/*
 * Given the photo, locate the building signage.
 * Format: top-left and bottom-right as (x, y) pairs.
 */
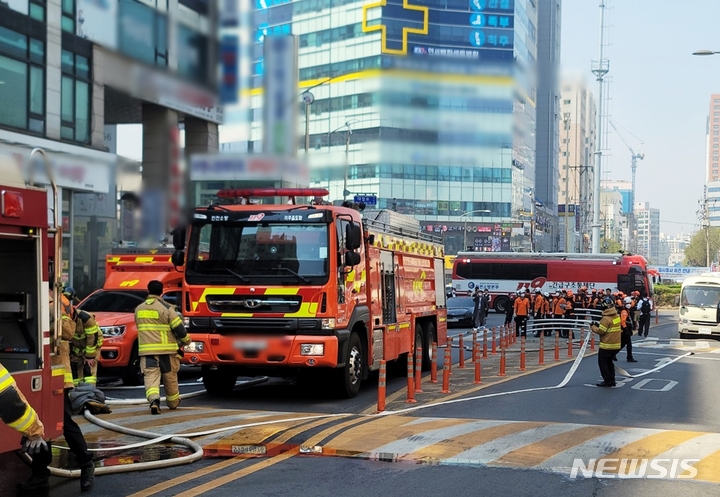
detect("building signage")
(652, 266), (714, 281)
(190, 154), (309, 186)
(262, 35), (298, 156)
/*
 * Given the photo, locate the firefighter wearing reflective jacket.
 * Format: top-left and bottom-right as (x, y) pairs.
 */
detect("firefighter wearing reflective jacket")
(134, 280), (190, 415)
(64, 287), (102, 385)
(590, 298), (622, 387)
(0, 363), (46, 447)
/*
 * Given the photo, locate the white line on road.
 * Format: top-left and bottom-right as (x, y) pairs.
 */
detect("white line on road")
(446, 423), (586, 466)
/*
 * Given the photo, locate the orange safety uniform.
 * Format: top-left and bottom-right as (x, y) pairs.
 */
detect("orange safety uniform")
(533, 294), (546, 314)
(514, 296), (531, 316)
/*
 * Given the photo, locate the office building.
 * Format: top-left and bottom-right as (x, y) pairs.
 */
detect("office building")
(707, 93), (720, 182)
(0, 0), (220, 295)
(558, 73), (596, 250)
(635, 201), (660, 263)
(534, 0), (562, 251)
(239, 0), (540, 254)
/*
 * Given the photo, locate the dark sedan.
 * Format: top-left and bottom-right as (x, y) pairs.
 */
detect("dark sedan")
(446, 297), (475, 327)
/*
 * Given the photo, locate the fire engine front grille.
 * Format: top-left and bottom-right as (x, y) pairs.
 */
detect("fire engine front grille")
(210, 318), (332, 336)
(206, 295), (301, 314)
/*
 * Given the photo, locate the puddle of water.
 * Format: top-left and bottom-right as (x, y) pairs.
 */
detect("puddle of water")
(52, 442), (192, 469)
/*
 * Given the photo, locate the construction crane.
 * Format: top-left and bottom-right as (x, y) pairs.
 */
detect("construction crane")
(609, 120), (644, 253)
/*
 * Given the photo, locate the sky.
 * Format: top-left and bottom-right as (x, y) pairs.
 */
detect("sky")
(118, 0), (720, 236)
(560, 0), (720, 236)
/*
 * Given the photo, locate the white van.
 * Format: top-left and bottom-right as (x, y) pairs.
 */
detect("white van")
(678, 274), (720, 338)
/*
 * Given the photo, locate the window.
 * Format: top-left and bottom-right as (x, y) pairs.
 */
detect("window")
(62, 0), (75, 32)
(119, 0), (168, 66)
(29, 0), (45, 21)
(177, 24), (208, 85)
(0, 27), (44, 133)
(60, 50), (90, 143)
(563, 99), (571, 105)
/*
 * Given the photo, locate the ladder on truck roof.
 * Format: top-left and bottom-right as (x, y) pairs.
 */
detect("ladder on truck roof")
(456, 252), (627, 261)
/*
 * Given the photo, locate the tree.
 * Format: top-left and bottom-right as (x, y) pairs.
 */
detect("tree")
(600, 237), (622, 254)
(684, 228), (720, 267)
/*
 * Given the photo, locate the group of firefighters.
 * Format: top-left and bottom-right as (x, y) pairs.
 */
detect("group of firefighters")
(1, 280), (189, 493)
(498, 287), (653, 340)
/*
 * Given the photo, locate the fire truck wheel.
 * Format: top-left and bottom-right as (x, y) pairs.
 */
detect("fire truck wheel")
(122, 344), (144, 386)
(422, 322), (435, 371)
(202, 366), (238, 396)
(336, 332), (363, 398)
(493, 296), (509, 314)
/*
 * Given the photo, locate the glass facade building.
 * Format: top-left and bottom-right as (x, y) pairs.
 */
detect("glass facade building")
(239, 0), (539, 253)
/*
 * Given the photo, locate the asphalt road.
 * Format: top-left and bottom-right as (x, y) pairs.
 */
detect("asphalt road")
(7, 309), (720, 496)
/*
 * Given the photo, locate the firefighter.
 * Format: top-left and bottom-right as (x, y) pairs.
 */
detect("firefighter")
(0, 362), (50, 492)
(565, 290), (576, 339)
(513, 290), (531, 337)
(532, 289), (545, 337)
(553, 291), (567, 338)
(41, 289), (96, 492)
(64, 287), (102, 385)
(590, 297), (622, 387)
(134, 280), (190, 415)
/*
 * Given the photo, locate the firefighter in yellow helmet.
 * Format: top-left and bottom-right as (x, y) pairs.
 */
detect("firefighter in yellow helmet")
(134, 280), (190, 414)
(590, 297), (622, 387)
(63, 287), (102, 385)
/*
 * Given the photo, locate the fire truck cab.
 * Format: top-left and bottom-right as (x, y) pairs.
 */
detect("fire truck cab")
(173, 188), (447, 398)
(0, 152), (64, 454)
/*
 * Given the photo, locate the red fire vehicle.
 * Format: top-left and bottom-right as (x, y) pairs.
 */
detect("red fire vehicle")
(452, 252), (653, 313)
(0, 151), (64, 454)
(77, 249), (183, 385)
(171, 188), (448, 398)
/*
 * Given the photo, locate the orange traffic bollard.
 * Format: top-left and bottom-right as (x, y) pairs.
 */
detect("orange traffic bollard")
(441, 345), (451, 394)
(458, 334), (466, 369)
(406, 351), (416, 403)
(377, 360), (386, 412)
(483, 328), (488, 358)
(590, 332), (595, 351)
(471, 331), (477, 363)
(554, 331), (560, 362)
(430, 341), (438, 383)
(499, 347), (506, 376)
(567, 331), (573, 358)
(655, 308), (659, 324)
(415, 345), (423, 393)
(491, 327), (497, 355)
(538, 332), (545, 365)
(520, 335), (526, 371)
(448, 336), (453, 375)
(474, 340), (482, 384)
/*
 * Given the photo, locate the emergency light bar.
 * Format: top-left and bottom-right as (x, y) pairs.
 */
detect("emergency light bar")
(217, 188), (329, 198)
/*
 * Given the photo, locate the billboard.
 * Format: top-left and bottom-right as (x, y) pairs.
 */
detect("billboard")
(262, 35), (298, 156)
(363, 0), (514, 63)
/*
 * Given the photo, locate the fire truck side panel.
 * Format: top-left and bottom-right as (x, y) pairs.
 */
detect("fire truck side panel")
(0, 183), (63, 454)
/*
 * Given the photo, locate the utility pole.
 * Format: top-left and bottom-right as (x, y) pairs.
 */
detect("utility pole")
(699, 186), (711, 267)
(563, 113), (571, 252)
(591, 2), (609, 253)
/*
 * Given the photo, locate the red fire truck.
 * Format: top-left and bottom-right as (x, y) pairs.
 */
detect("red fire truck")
(171, 188), (448, 398)
(452, 252), (654, 313)
(0, 151), (64, 454)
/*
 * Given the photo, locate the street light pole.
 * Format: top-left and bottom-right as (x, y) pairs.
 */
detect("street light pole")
(455, 209), (491, 251)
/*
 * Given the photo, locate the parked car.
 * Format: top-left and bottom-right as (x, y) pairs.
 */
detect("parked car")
(446, 297), (475, 327)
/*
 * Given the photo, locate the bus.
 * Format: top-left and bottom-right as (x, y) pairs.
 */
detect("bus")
(452, 252), (653, 313)
(678, 274), (720, 338)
